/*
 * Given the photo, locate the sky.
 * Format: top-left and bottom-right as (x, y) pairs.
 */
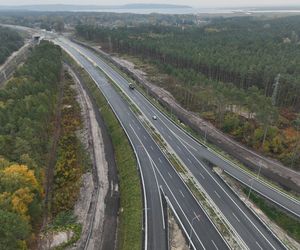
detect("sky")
(0, 0), (299, 8)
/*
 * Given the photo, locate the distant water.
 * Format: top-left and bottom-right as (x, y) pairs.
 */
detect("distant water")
(74, 7), (300, 15)
(74, 8), (232, 14)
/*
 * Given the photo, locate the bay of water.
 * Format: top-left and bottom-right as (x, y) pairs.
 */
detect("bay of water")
(74, 7), (300, 15)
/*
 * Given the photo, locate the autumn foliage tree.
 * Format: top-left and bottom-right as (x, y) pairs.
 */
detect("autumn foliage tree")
(0, 41), (62, 248)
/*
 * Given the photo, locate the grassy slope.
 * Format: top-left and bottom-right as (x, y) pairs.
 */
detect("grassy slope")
(64, 53), (142, 250)
(245, 189), (300, 242)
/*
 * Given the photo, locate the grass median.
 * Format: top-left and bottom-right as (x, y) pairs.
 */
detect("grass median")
(245, 188), (300, 242)
(64, 53), (142, 250)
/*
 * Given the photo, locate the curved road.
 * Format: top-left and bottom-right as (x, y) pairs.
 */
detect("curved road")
(56, 38), (230, 250)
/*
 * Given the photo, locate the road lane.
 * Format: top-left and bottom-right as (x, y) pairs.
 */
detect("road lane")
(59, 39), (291, 249)
(56, 38), (229, 250)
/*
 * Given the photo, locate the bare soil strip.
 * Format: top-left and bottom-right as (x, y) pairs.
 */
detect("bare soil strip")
(67, 65), (119, 250)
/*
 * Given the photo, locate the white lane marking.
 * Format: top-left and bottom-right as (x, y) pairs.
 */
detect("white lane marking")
(130, 112), (206, 249)
(256, 241), (263, 250)
(151, 146), (154, 151)
(159, 158), (162, 163)
(211, 240), (219, 250)
(130, 124), (165, 230)
(199, 173), (205, 179)
(143, 135), (147, 140)
(137, 126), (141, 130)
(172, 133), (277, 249)
(187, 158), (192, 164)
(194, 212), (200, 221)
(177, 146), (182, 152)
(127, 112), (130, 116)
(232, 213), (240, 223)
(168, 172), (173, 179)
(180, 189), (185, 198)
(168, 135), (172, 140)
(214, 191), (221, 199)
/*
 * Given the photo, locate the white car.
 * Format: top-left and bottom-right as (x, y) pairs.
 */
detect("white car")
(152, 115), (158, 120)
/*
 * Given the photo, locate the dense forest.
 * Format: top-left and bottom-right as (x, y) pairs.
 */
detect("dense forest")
(76, 16), (300, 169)
(0, 26), (24, 65)
(76, 16), (300, 109)
(0, 11), (200, 32)
(0, 41), (62, 249)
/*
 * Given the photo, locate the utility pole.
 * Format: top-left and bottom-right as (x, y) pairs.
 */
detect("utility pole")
(247, 161), (262, 203)
(272, 73), (280, 106)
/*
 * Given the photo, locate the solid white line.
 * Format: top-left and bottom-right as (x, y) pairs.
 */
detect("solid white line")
(256, 241), (263, 250)
(131, 127), (205, 247)
(63, 39), (229, 249)
(173, 133), (277, 249)
(211, 240), (219, 250)
(150, 155), (206, 249)
(232, 213), (240, 223)
(214, 191), (221, 199)
(166, 196), (197, 250)
(67, 41), (211, 249)
(130, 125), (165, 230)
(180, 190), (185, 198)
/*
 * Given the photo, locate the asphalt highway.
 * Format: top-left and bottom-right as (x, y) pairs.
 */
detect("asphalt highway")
(66, 39), (300, 220)
(56, 38), (230, 250)
(6, 24), (299, 250)
(56, 38), (297, 250)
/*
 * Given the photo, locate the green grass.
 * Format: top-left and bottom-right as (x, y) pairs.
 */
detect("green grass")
(46, 211), (82, 250)
(64, 53), (142, 250)
(244, 188), (300, 242)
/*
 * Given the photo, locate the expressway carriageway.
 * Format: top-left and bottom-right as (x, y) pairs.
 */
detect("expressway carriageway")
(57, 37), (295, 250)
(55, 38), (230, 250)
(66, 40), (300, 220)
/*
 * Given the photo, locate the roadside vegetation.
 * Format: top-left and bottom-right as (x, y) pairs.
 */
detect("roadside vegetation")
(0, 41), (62, 249)
(245, 188), (300, 242)
(52, 71), (87, 215)
(43, 70), (89, 248)
(64, 53), (143, 250)
(0, 26), (24, 65)
(76, 16), (300, 170)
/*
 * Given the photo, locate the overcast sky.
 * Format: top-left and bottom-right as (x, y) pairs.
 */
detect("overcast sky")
(0, 0), (299, 8)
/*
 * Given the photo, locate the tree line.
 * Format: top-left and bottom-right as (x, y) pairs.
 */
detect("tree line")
(76, 16), (300, 110)
(0, 41), (62, 249)
(0, 27), (24, 65)
(76, 16), (300, 169)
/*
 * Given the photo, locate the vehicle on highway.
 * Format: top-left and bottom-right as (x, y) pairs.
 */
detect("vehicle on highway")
(152, 115), (157, 120)
(129, 82), (135, 90)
